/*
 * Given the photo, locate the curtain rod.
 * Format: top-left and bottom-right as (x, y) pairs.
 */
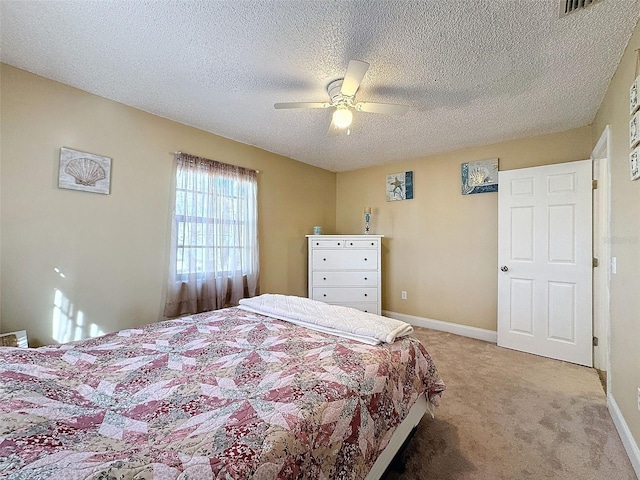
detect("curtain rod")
(172, 151), (260, 173)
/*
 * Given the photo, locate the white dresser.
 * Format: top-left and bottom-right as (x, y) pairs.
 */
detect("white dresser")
(306, 235), (384, 315)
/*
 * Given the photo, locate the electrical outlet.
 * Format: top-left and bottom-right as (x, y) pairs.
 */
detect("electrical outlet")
(637, 388), (640, 412)
(401, 291), (407, 300)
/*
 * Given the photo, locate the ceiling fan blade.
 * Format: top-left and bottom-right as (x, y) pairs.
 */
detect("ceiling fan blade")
(355, 102), (409, 116)
(274, 102), (331, 109)
(341, 60), (369, 97)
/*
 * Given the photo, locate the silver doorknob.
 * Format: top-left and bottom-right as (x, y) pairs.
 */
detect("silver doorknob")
(500, 266), (509, 272)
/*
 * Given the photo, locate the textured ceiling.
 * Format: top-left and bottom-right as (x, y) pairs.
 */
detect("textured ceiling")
(1, 1), (639, 172)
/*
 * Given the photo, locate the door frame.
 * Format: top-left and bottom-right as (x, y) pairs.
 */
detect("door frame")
(592, 125), (611, 391)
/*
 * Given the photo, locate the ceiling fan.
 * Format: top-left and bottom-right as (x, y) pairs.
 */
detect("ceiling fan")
(274, 60), (409, 135)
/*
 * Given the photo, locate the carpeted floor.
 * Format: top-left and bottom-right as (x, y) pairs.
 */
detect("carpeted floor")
(382, 327), (636, 480)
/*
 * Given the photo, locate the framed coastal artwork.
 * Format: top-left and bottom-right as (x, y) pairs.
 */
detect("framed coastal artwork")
(630, 147), (640, 181)
(461, 158), (498, 195)
(386, 171), (413, 201)
(631, 75), (640, 115)
(59, 147), (112, 195)
(630, 112), (640, 149)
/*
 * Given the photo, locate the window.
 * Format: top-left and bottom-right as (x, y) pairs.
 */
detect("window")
(164, 153), (259, 317)
(174, 173), (254, 279)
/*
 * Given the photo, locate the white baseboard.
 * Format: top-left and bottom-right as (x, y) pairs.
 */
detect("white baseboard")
(382, 310), (497, 343)
(608, 393), (640, 478)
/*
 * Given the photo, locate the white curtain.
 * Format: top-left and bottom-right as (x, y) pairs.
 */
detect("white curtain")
(164, 153), (259, 317)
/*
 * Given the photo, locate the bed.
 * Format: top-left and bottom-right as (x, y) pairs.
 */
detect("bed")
(0, 295), (445, 479)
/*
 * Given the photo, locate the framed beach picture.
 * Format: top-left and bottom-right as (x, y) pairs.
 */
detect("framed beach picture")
(386, 171), (413, 201)
(630, 147), (640, 181)
(631, 75), (640, 115)
(631, 112), (640, 149)
(59, 147), (112, 195)
(461, 158), (498, 195)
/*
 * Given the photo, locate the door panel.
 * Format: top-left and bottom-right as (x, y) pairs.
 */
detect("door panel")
(547, 281), (575, 341)
(510, 278), (534, 335)
(498, 160), (592, 366)
(511, 207), (534, 261)
(548, 204), (575, 263)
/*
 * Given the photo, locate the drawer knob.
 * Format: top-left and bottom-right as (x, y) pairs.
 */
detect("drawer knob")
(323, 258), (326, 261)
(337, 242), (341, 246)
(371, 242), (374, 246)
(350, 242), (353, 245)
(364, 258), (368, 261)
(316, 242), (319, 246)
(364, 277), (368, 280)
(323, 277), (327, 280)
(323, 294), (327, 297)
(364, 293), (368, 297)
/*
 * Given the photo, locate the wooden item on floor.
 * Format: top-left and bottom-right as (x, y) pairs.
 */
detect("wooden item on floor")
(0, 334), (18, 347)
(0, 330), (28, 348)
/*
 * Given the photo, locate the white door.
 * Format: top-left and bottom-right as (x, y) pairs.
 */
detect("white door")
(497, 160), (592, 366)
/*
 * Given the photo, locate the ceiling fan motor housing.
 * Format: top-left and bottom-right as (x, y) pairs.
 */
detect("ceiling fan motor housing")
(327, 79), (354, 107)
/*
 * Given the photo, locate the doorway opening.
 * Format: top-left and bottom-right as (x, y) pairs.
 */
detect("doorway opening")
(592, 126), (611, 394)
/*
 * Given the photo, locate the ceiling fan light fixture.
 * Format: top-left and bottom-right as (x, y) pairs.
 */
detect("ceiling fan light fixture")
(274, 60), (408, 136)
(333, 107), (353, 129)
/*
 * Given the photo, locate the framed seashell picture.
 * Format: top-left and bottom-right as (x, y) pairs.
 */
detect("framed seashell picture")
(59, 147), (112, 194)
(461, 158), (498, 195)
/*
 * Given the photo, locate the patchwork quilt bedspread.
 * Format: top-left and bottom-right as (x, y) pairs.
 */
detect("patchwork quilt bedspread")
(0, 307), (445, 479)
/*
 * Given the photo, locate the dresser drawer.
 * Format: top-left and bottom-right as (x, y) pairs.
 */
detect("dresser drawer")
(312, 287), (378, 303)
(310, 239), (346, 248)
(338, 302), (379, 314)
(312, 271), (378, 286)
(344, 239), (379, 249)
(312, 249), (378, 270)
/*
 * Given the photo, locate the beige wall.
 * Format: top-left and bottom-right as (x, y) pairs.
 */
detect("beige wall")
(593, 20), (640, 451)
(336, 128), (592, 331)
(0, 64), (336, 345)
